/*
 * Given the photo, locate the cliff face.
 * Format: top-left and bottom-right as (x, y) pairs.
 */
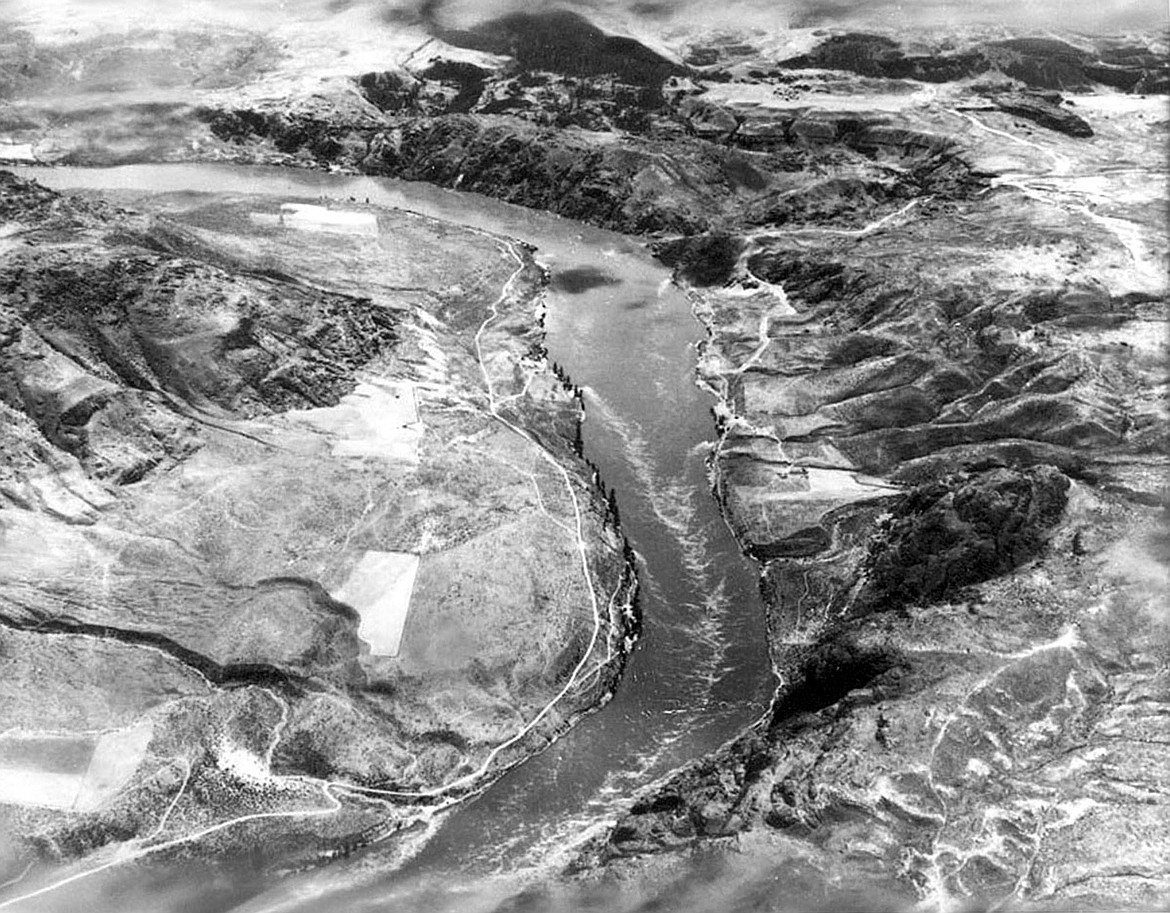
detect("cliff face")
(0, 171), (635, 884)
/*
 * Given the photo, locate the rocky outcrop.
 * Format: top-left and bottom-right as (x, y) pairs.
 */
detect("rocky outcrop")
(988, 91), (1094, 137)
(198, 79), (387, 164)
(857, 466), (1070, 611)
(652, 233), (744, 287)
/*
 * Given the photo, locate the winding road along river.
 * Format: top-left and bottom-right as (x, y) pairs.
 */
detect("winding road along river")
(14, 164), (777, 911)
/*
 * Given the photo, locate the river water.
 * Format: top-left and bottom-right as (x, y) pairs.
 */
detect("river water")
(13, 164), (776, 911)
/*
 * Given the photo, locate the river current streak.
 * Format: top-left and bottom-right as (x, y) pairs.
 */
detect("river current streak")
(11, 164), (778, 911)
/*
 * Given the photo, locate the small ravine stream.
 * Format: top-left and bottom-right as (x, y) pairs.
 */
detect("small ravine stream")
(14, 164), (777, 911)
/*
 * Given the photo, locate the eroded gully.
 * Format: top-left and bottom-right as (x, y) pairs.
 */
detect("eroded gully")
(13, 164), (778, 911)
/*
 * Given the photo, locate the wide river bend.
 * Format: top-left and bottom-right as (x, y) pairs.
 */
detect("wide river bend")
(13, 164), (776, 912)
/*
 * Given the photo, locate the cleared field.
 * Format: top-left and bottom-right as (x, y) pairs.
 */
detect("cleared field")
(0, 722), (152, 811)
(289, 380), (423, 463)
(332, 550), (420, 657)
(250, 204), (379, 236)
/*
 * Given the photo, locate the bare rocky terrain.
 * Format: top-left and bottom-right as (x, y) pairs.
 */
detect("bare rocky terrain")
(1, 2), (1167, 911)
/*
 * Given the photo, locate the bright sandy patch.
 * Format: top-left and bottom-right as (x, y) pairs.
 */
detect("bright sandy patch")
(288, 379), (422, 463)
(333, 551), (420, 657)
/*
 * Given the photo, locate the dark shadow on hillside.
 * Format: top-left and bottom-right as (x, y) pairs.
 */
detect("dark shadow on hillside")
(432, 9), (684, 85)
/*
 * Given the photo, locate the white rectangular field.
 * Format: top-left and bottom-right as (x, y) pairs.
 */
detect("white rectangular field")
(0, 721), (152, 811)
(0, 141), (36, 162)
(249, 203), (379, 236)
(333, 551), (420, 657)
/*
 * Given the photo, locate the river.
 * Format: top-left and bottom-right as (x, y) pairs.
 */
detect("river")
(12, 164), (776, 912)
